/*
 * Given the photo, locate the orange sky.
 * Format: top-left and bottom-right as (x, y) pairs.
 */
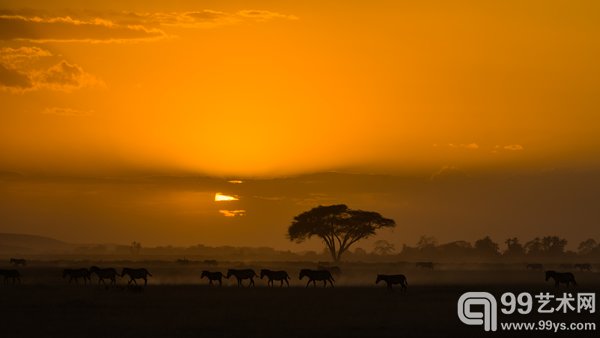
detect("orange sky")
(1, 1), (599, 249)
(1, 0), (599, 177)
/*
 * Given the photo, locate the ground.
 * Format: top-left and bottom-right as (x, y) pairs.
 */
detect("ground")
(1, 262), (598, 337)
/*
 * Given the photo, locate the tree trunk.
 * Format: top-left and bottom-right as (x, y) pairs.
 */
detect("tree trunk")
(335, 248), (344, 262)
(327, 244), (338, 263)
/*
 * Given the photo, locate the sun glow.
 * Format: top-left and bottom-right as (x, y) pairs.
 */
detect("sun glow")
(214, 193), (239, 202)
(219, 209), (246, 217)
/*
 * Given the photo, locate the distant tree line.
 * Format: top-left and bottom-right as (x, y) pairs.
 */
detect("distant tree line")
(63, 236), (598, 263)
(393, 235), (600, 262)
(7, 234), (599, 263)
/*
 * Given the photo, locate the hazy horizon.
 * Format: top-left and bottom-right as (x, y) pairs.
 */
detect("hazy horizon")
(2, 170), (599, 252)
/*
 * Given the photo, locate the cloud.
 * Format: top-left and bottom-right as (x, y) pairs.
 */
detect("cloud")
(0, 8), (296, 91)
(252, 195), (285, 201)
(0, 46), (52, 65)
(0, 47), (102, 93)
(448, 143), (479, 150)
(236, 10), (299, 22)
(491, 144), (525, 153)
(138, 11), (239, 28)
(0, 14), (166, 43)
(0, 9), (297, 43)
(34, 60), (103, 92)
(436, 143), (525, 154)
(430, 165), (469, 181)
(503, 144), (524, 151)
(42, 107), (93, 117)
(124, 9), (297, 29)
(0, 63), (31, 90)
(219, 209), (246, 217)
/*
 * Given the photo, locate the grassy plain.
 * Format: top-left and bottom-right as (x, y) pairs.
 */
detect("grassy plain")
(1, 261), (598, 337)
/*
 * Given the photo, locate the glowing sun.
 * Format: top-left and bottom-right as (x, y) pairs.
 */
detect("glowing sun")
(214, 193), (239, 202)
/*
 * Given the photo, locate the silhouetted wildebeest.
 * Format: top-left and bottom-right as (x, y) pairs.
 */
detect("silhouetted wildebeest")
(545, 270), (577, 288)
(299, 269), (335, 288)
(9, 258), (26, 266)
(176, 258), (191, 265)
(415, 262), (434, 269)
(121, 268), (152, 286)
(89, 266), (118, 285)
(575, 263), (592, 271)
(0, 269), (21, 284)
(226, 269), (258, 287)
(201, 271), (223, 286)
(526, 263), (544, 270)
(260, 269), (290, 287)
(63, 268), (91, 284)
(376, 274), (408, 291)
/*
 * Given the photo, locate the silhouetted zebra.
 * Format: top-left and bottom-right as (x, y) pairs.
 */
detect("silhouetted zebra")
(317, 265), (342, 277)
(575, 263), (592, 271)
(545, 270), (577, 288)
(201, 271), (223, 286)
(526, 263), (543, 270)
(376, 274), (407, 291)
(226, 269), (257, 287)
(260, 269), (290, 287)
(63, 268), (91, 284)
(121, 268), (152, 286)
(89, 266), (118, 285)
(10, 258), (26, 266)
(299, 269), (334, 288)
(0, 269), (21, 284)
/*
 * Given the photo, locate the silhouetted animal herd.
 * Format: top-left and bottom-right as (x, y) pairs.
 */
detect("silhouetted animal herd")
(0, 269), (21, 284)
(61, 266), (153, 286)
(201, 268), (332, 288)
(1, 258), (595, 290)
(10, 258), (26, 266)
(1, 264), (152, 287)
(545, 270), (577, 287)
(527, 263), (592, 271)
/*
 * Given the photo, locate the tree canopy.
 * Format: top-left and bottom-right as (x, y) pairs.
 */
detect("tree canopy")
(287, 204), (396, 262)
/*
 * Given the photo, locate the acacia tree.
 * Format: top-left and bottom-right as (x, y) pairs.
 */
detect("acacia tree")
(287, 204), (395, 262)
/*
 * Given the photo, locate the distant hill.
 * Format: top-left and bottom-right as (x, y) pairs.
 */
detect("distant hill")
(0, 171), (24, 181)
(0, 233), (315, 261)
(0, 233), (74, 254)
